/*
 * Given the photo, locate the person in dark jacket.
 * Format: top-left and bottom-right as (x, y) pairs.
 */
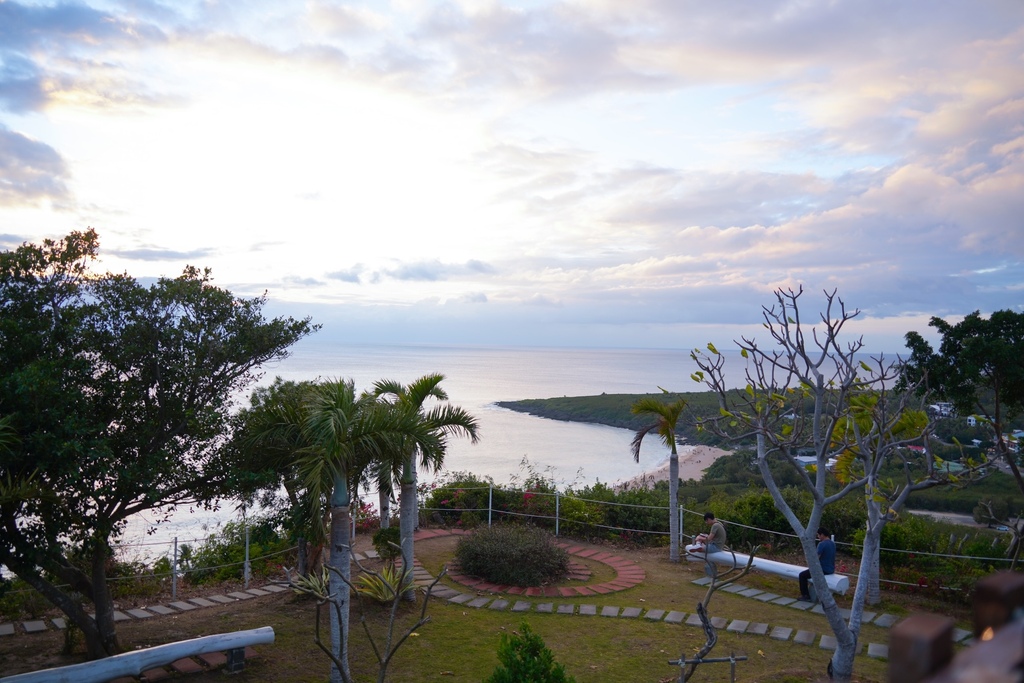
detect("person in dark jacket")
(799, 527), (835, 601)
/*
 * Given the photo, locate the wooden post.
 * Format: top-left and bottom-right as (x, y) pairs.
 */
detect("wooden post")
(972, 570), (1024, 638)
(888, 613), (953, 683)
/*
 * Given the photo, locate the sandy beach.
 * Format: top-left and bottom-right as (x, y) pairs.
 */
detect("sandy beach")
(613, 445), (732, 490)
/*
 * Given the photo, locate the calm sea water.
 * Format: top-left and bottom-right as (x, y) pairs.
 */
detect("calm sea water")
(119, 342), (740, 557)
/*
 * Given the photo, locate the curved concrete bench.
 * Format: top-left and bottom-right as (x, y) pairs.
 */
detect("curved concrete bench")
(684, 544), (850, 594)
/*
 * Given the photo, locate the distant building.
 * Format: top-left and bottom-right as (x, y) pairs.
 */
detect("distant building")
(929, 402), (955, 417)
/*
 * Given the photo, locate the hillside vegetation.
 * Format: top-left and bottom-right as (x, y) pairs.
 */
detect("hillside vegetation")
(496, 391), (730, 447)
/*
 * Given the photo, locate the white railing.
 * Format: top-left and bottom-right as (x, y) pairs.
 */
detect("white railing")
(0, 626), (275, 683)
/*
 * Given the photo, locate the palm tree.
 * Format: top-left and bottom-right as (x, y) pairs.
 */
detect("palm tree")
(631, 395), (688, 562)
(295, 379), (443, 683)
(373, 374), (480, 597)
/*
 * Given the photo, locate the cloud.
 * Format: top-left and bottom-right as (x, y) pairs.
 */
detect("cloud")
(380, 259), (497, 282)
(326, 266), (363, 284)
(106, 245), (215, 261)
(0, 1), (168, 112)
(0, 126), (69, 205)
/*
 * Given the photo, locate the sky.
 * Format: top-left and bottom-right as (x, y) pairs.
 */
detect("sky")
(1, 0), (1022, 353)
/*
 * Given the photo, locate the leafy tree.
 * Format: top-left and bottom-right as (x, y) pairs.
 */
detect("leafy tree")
(904, 310), (1024, 562)
(372, 374), (479, 598)
(630, 394), (688, 562)
(0, 231), (315, 659)
(691, 288), (939, 682)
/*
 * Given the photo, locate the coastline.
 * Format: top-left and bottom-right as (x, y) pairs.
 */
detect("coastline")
(613, 445), (731, 490)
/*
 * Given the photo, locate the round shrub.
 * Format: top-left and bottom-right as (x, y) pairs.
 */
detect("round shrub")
(455, 524), (570, 587)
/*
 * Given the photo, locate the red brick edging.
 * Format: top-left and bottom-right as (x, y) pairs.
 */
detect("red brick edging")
(412, 528), (645, 597)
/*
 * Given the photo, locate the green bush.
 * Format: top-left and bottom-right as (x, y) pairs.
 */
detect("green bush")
(455, 525), (569, 587)
(484, 622), (576, 683)
(0, 578), (52, 620)
(372, 526), (402, 562)
(185, 516), (293, 584)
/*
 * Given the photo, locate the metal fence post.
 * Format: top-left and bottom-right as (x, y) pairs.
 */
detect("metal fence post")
(172, 536), (178, 600)
(244, 524), (251, 589)
(488, 484), (493, 528)
(555, 491), (560, 537)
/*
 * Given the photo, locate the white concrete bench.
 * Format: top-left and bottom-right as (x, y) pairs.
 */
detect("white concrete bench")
(0, 626), (275, 683)
(684, 544), (849, 594)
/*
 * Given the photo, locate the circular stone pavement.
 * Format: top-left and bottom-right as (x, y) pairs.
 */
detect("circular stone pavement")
(414, 528), (646, 597)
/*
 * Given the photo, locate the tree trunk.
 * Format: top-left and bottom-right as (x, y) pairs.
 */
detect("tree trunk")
(668, 447), (679, 562)
(298, 537), (308, 576)
(329, 476), (351, 683)
(10, 559), (110, 659)
(90, 549), (121, 657)
(399, 456), (416, 600)
(379, 487), (390, 530)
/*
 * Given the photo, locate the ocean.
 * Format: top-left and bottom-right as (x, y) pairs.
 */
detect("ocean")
(118, 341), (739, 557)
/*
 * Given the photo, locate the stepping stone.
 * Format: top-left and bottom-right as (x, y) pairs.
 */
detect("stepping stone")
(245, 588), (270, 597)
(839, 607), (852, 619)
(448, 594), (472, 604)
(726, 620), (749, 634)
(789, 600), (814, 611)
(113, 611), (131, 622)
(127, 609), (154, 619)
(711, 616), (728, 629)
(512, 601), (531, 613)
(170, 658), (204, 674)
(168, 601), (198, 611)
(739, 588), (764, 598)
(721, 584), (748, 594)
(142, 667), (171, 680)
(644, 609), (666, 621)
(749, 622), (769, 636)
(793, 630), (816, 645)
(772, 597), (796, 606)
(147, 605), (176, 615)
(621, 607), (642, 618)
(811, 605), (825, 615)
(859, 611), (876, 624)
(227, 591), (255, 600)
(198, 652), (227, 668)
(867, 643), (889, 659)
(51, 618), (66, 630)
(207, 595), (235, 604)
(364, 549), (379, 559)
(601, 606), (619, 617)
(489, 599), (509, 611)
(579, 605), (598, 616)
(692, 577), (713, 586)
(873, 614), (898, 628)
(467, 597), (490, 608)
(262, 584), (288, 593)
(665, 611), (686, 624)
(428, 587), (460, 599)
(770, 626), (793, 641)
(556, 604), (575, 615)
(537, 603), (554, 613)
(188, 597), (217, 608)
(953, 628), (972, 642)
(22, 620), (47, 633)
(819, 635), (838, 650)
(754, 593), (780, 602)
(685, 614), (703, 627)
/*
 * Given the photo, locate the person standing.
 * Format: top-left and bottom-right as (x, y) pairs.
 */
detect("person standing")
(799, 527), (836, 601)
